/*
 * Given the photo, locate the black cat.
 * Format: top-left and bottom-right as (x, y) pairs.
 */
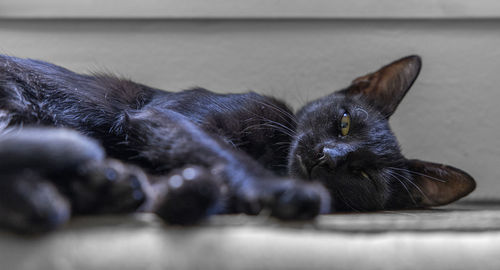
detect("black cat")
(0, 54), (475, 233)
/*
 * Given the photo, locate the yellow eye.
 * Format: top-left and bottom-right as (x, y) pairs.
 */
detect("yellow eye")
(360, 171), (370, 180)
(340, 112), (351, 136)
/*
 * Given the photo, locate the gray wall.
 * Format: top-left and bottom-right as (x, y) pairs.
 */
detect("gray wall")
(0, 18), (498, 200)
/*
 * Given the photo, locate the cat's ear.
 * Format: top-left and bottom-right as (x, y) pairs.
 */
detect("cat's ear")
(404, 159), (476, 208)
(345, 55), (422, 118)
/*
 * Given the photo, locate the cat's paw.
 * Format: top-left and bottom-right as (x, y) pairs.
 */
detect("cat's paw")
(67, 159), (152, 214)
(0, 171), (71, 234)
(152, 166), (223, 225)
(267, 180), (331, 220)
(235, 179), (331, 220)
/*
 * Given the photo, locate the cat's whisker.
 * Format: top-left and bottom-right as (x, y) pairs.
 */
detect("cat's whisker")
(388, 169), (432, 203)
(241, 123), (296, 138)
(271, 164), (289, 170)
(241, 103), (296, 132)
(274, 141), (292, 146)
(388, 167), (447, 183)
(246, 97), (297, 125)
(238, 104), (297, 138)
(261, 121), (297, 137)
(126, 154), (144, 161)
(335, 190), (361, 213)
(273, 142), (291, 148)
(383, 170), (417, 206)
(260, 121), (296, 137)
(206, 97), (238, 112)
(295, 154), (308, 177)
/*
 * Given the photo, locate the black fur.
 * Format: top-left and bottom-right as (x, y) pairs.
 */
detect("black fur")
(0, 54), (475, 233)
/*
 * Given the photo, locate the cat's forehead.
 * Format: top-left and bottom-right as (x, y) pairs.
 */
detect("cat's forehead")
(297, 91), (375, 121)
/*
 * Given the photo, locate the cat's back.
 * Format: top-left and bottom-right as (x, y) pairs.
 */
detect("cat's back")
(0, 55), (161, 128)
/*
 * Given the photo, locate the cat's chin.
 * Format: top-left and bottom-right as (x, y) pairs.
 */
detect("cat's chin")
(296, 167), (390, 212)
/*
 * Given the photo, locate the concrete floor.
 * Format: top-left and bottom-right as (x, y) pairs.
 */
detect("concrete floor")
(1, 202), (500, 270)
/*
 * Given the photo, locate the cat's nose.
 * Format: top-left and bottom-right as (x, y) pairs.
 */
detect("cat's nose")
(321, 145), (352, 169)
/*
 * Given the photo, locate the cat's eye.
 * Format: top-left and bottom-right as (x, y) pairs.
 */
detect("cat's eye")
(340, 112), (351, 136)
(360, 170), (370, 180)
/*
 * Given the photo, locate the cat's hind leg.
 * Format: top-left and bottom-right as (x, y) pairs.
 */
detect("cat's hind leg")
(0, 128), (99, 233)
(0, 171), (70, 233)
(67, 158), (153, 215)
(0, 128), (105, 173)
(0, 128), (152, 233)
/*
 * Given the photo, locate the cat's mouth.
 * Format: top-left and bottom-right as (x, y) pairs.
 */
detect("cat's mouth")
(295, 153), (374, 183)
(295, 154), (327, 180)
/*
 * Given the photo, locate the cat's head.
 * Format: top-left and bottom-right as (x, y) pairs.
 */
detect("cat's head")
(288, 55), (476, 211)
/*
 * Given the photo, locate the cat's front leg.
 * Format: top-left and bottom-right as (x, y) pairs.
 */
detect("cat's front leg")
(229, 176), (331, 220)
(148, 164), (330, 224)
(125, 109), (331, 222)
